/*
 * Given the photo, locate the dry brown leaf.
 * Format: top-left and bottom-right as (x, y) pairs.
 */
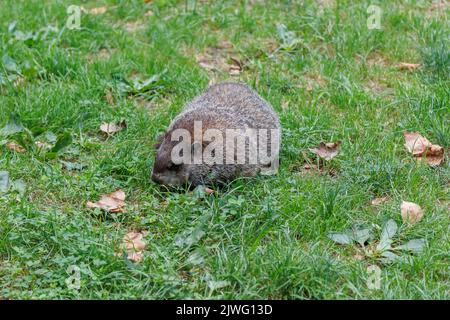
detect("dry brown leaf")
(371, 196), (390, 206)
(309, 141), (341, 160)
(144, 0), (153, 3)
(35, 141), (52, 151)
(404, 132), (444, 166)
(121, 231), (148, 262)
(401, 201), (424, 224)
(89, 6), (107, 15)
(396, 62), (421, 71)
(100, 121), (127, 135)
(204, 187), (215, 195)
(6, 141), (25, 153)
(87, 189), (126, 213)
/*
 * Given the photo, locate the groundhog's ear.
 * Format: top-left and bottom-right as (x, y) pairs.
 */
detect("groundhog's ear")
(153, 133), (165, 150)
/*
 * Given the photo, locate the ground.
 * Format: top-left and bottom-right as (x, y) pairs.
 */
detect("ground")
(0, 0), (449, 299)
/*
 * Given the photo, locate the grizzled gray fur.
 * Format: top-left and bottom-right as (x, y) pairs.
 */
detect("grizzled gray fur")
(151, 82), (281, 187)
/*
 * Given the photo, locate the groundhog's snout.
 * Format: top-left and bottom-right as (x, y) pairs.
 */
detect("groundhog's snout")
(151, 171), (163, 184)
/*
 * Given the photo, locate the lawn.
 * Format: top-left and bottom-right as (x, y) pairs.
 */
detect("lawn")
(0, 0), (449, 299)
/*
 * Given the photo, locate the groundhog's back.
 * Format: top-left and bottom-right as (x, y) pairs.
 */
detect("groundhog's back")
(174, 82), (280, 131)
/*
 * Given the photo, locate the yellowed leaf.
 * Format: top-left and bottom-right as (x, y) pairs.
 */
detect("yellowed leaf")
(121, 231), (148, 262)
(309, 141), (341, 160)
(6, 141), (25, 153)
(396, 62), (421, 71)
(371, 196), (390, 206)
(401, 201), (424, 224)
(89, 6), (107, 15)
(87, 189), (126, 213)
(404, 132), (444, 166)
(100, 121), (127, 135)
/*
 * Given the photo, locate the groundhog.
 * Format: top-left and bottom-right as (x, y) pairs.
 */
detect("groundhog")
(151, 82), (281, 187)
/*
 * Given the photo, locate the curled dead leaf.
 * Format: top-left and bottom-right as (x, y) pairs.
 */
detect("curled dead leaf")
(100, 121), (127, 135)
(404, 132), (444, 166)
(89, 6), (107, 15)
(87, 189), (126, 213)
(401, 201), (424, 224)
(6, 141), (25, 153)
(204, 187), (215, 195)
(371, 196), (390, 206)
(309, 141), (341, 160)
(396, 62), (421, 71)
(120, 231), (148, 262)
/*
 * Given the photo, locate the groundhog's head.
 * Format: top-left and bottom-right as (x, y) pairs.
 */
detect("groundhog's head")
(151, 131), (211, 187)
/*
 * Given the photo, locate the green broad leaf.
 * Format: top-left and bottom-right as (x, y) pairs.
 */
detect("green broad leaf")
(8, 21), (17, 33)
(2, 55), (19, 73)
(11, 179), (26, 196)
(50, 132), (72, 153)
(133, 74), (161, 93)
(193, 185), (207, 198)
(0, 114), (25, 136)
(60, 160), (86, 171)
(174, 227), (205, 248)
(395, 239), (426, 253)
(377, 219), (398, 251)
(207, 280), (230, 291)
(187, 250), (205, 266)
(350, 225), (372, 246)
(380, 250), (401, 264)
(0, 171), (10, 193)
(327, 232), (353, 245)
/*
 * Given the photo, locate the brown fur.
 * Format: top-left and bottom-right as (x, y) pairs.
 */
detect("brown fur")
(151, 82), (281, 186)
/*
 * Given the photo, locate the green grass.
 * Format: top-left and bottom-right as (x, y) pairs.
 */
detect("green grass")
(0, 0), (449, 299)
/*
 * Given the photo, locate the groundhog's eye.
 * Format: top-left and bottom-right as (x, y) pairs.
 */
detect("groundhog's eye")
(167, 163), (182, 171)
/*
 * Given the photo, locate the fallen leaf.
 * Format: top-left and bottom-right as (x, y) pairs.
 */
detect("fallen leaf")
(404, 132), (444, 166)
(401, 201), (424, 224)
(35, 141), (52, 151)
(204, 187), (214, 195)
(396, 62), (421, 71)
(327, 232), (352, 245)
(87, 189), (126, 213)
(105, 89), (114, 105)
(100, 121), (127, 135)
(309, 141), (341, 160)
(89, 6), (107, 15)
(0, 171), (9, 192)
(371, 196), (390, 205)
(377, 219), (398, 251)
(395, 238), (426, 253)
(6, 141), (25, 153)
(121, 231), (148, 262)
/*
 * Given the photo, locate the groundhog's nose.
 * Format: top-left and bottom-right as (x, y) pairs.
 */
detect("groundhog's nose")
(151, 172), (163, 184)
